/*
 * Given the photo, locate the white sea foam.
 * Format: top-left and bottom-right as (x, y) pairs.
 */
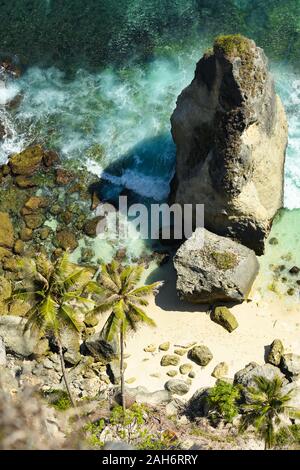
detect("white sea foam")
(0, 54), (299, 209)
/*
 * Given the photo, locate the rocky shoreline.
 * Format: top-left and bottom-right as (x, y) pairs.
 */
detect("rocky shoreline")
(1, 35), (300, 450)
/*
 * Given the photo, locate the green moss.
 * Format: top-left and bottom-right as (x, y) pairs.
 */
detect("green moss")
(214, 34), (251, 58)
(211, 251), (238, 270)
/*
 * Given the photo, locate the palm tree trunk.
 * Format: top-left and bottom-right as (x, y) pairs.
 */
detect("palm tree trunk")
(120, 325), (126, 414)
(57, 337), (76, 408)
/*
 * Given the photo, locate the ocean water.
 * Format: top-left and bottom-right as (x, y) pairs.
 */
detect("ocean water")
(0, 1), (300, 297)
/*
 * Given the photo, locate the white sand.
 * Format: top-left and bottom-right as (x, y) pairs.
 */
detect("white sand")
(118, 263), (300, 400)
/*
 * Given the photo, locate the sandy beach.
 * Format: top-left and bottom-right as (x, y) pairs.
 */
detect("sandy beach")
(112, 262), (300, 400)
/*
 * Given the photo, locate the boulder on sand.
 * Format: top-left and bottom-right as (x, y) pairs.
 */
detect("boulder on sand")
(234, 362), (286, 388)
(174, 227), (259, 303)
(170, 35), (288, 255)
(267, 339), (284, 366)
(187, 345), (213, 366)
(211, 306), (238, 332)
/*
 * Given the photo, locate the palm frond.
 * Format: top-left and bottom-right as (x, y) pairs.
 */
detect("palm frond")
(98, 265), (120, 293)
(102, 311), (121, 343)
(59, 305), (82, 332)
(108, 259), (122, 290)
(127, 302), (156, 328)
(91, 294), (120, 315)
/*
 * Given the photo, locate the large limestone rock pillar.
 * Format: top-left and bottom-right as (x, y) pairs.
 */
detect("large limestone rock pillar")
(170, 35), (288, 255)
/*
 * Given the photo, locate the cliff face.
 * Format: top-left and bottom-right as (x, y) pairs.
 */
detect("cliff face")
(170, 35), (288, 254)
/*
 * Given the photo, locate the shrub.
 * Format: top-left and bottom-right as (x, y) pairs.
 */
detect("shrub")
(206, 380), (241, 424)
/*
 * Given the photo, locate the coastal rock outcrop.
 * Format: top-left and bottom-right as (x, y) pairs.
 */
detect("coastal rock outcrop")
(234, 362), (286, 388)
(174, 227), (259, 303)
(170, 35), (288, 255)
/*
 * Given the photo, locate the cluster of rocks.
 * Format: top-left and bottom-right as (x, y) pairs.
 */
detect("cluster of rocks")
(187, 338), (300, 419)
(143, 340), (230, 397)
(0, 314), (118, 400)
(171, 36), (288, 305)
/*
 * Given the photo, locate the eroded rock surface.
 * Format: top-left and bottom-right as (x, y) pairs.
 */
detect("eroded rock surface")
(170, 35), (288, 255)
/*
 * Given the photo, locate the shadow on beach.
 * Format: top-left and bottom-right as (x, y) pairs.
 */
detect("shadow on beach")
(146, 260), (208, 314)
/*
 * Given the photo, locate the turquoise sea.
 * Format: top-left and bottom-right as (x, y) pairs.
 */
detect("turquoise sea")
(0, 0), (300, 298)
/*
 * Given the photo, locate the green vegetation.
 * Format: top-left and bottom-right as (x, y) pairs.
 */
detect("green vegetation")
(206, 380), (241, 424)
(211, 251), (238, 270)
(214, 34), (250, 58)
(44, 390), (72, 411)
(9, 253), (94, 407)
(275, 424), (300, 449)
(240, 376), (300, 449)
(91, 261), (160, 412)
(86, 404), (179, 450)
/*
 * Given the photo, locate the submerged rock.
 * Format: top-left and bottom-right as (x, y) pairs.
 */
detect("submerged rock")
(174, 227), (259, 303)
(170, 35), (288, 255)
(0, 212), (14, 248)
(9, 145), (44, 176)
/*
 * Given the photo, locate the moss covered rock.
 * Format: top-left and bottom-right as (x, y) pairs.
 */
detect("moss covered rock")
(160, 355), (180, 367)
(0, 212), (14, 248)
(0, 276), (11, 301)
(9, 145), (44, 176)
(187, 345), (213, 366)
(267, 339), (284, 366)
(211, 306), (239, 333)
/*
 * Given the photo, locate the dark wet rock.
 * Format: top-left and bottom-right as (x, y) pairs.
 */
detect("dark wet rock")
(24, 213), (45, 230)
(55, 168), (75, 185)
(0, 212), (14, 248)
(84, 331), (118, 363)
(83, 216), (104, 237)
(15, 175), (37, 188)
(170, 36), (288, 255)
(289, 266), (300, 275)
(43, 150), (60, 168)
(55, 230), (78, 252)
(186, 388), (210, 418)
(19, 227), (33, 242)
(13, 239), (25, 255)
(9, 145), (44, 176)
(174, 227), (259, 303)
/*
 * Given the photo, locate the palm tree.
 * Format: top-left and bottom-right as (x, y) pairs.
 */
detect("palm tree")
(240, 375), (300, 449)
(90, 260), (161, 413)
(10, 253), (93, 407)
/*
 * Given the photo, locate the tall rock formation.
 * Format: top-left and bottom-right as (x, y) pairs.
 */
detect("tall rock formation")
(170, 35), (288, 255)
